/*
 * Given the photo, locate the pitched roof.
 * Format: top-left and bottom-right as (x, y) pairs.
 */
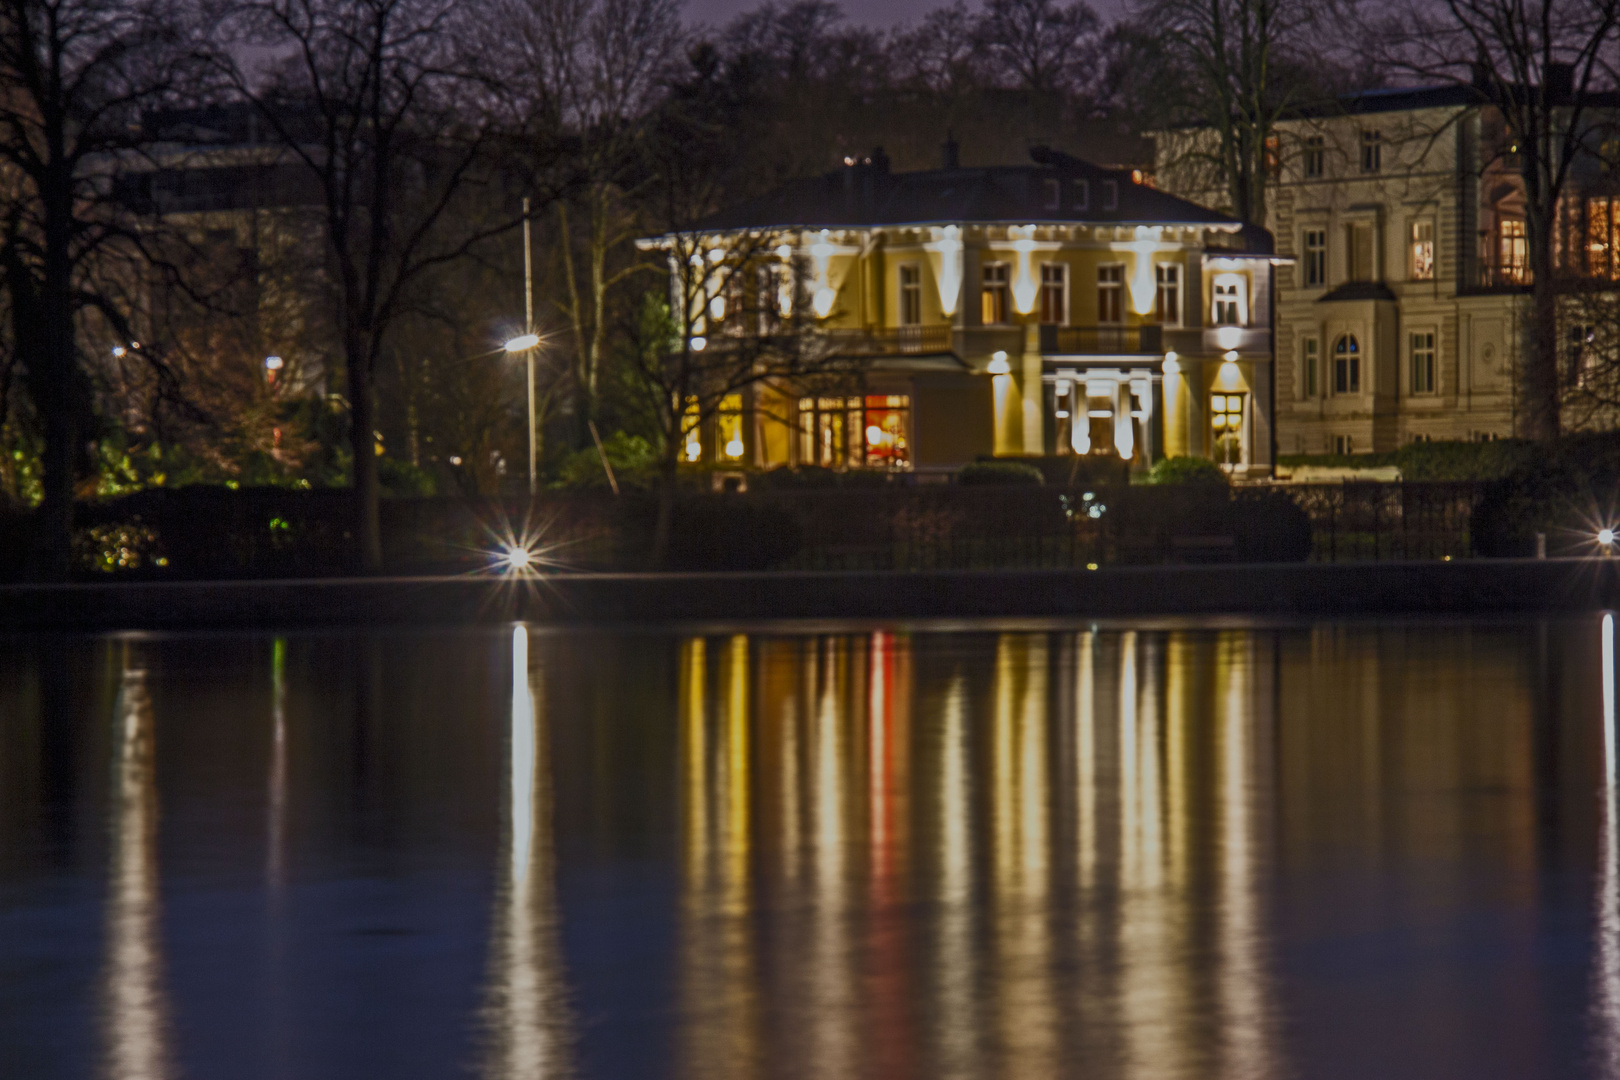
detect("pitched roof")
(689, 146), (1245, 234)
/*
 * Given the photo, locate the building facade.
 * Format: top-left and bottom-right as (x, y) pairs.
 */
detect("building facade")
(1157, 86), (1620, 455)
(642, 147), (1282, 477)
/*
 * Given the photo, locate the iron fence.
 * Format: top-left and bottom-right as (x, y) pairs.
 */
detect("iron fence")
(1279, 481), (1485, 563)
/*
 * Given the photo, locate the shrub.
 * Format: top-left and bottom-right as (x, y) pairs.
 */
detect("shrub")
(957, 460), (1044, 486)
(554, 432), (659, 491)
(1146, 455), (1229, 487)
(1469, 432), (1620, 556)
(752, 465), (840, 490)
(1231, 489), (1313, 562)
(663, 495), (803, 571)
(379, 456), (436, 497)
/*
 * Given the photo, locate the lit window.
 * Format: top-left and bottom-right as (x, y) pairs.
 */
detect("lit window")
(981, 262), (1009, 324)
(1040, 263), (1067, 325)
(1302, 337), (1319, 397)
(1590, 197), (1619, 278)
(1499, 219), (1528, 283)
(1303, 230), (1326, 286)
(717, 394), (745, 460)
(900, 264), (922, 326)
(1410, 331), (1435, 394)
(682, 398), (702, 462)
(1409, 221), (1435, 280)
(1097, 264), (1123, 324)
(1155, 263), (1180, 324)
(1211, 393), (1245, 466)
(862, 394), (911, 469)
(1333, 334), (1361, 394)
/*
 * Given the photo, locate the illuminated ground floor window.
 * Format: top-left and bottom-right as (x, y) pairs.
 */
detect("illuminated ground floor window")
(798, 394), (911, 468)
(1211, 391), (1245, 466)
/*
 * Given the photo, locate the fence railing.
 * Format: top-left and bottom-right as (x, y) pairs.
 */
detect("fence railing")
(44, 479), (1494, 579)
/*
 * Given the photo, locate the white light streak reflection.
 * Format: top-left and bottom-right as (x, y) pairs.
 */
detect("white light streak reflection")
(101, 654), (174, 1080)
(1595, 613), (1620, 1074)
(481, 625), (573, 1079)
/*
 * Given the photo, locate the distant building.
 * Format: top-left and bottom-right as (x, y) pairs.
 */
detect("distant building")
(641, 146), (1282, 477)
(1155, 84), (1620, 454)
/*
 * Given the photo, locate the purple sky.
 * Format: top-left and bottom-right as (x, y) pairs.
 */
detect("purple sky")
(681, 0), (1131, 31)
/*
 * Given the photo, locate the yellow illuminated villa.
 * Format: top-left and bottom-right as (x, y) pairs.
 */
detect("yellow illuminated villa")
(648, 145), (1282, 476)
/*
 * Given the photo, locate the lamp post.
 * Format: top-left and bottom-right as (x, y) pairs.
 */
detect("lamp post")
(503, 197), (538, 495)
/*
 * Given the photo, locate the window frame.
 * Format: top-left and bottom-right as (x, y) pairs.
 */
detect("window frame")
(1212, 273), (1247, 326)
(1303, 229), (1327, 287)
(1302, 336), (1319, 398)
(981, 261), (1010, 325)
(1154, 262), (1182, 326)
(899, 262), (923, 326)
(1102, 180), (1118, 211)
(1039, 261), (1068, 326)
(1042, 177), (1060, 211)
(1072, 180), (1089, 211)
(1409, 219), (1435, 281)
(1333, 333), (1362, 394)
(1096, 262), (1124, 324)
(1303, 134), (1325, 178)
(1360, 129), (1382, 173)
(1409, 330), (1436, 394)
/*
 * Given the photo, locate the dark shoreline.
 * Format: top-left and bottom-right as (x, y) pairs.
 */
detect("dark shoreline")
(2, 559), (1619, 631)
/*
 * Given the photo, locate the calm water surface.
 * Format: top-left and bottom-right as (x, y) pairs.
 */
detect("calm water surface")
(1, 620), (1618, 1078)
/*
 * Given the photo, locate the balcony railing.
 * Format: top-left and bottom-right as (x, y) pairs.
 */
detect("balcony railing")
(1471, 261), (1532, 289)
(1040, 325), (1163, 355)
(825, 325), (954, 355)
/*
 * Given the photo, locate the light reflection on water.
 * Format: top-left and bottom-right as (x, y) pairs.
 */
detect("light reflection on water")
(0, 621), (1617, 1077)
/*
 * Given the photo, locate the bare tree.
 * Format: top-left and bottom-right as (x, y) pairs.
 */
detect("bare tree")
(977, 0), (1106, 99)
(213, 0), (529, 568)
(510, 0), (681, 443)
(1374, 0), (1620, 441)
(1136, 0), (1330, 225)
(0, 0), (204, 576)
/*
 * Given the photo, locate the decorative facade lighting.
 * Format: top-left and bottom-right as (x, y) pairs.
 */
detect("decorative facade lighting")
(987, 351), (1012, 375)
(1128, 226), (1161, 315)
(1011, 225), (1039, 314)
(1162, 350), (1180, 375)
(1214, 325), (1244, 351)
(811, 231), (836, 318)
(930, 225), (963, 316)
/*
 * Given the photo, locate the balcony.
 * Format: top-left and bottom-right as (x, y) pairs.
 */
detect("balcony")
(1039, 325), (1163, 355)
(824, 325), (954, 355)
(1468, 261), (1532, 291)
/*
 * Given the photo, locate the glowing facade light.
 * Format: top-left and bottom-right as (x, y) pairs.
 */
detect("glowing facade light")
(1223, 350), (1240, 363)
(264, 355), (284, 371)
(813, 287), (836, 318)
(987, 351), (1011, 375)
(1162, 351), (1180, 375)
(504, 333), (540, 353)
(1011, 225), (1039, 314)
(1215, 325), (1244, 351)
(1602, 528), (1616, 549)
(1128, 226), (1161, 315)
(931, 225), (963, 316)
(709, 295), (726, 320)
(111, 346), (127, 358)
(775, 244), (792, 260)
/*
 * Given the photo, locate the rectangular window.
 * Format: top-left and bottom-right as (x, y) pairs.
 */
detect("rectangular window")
(1334, 336), (1361, 394)
(1072, 180), (1089, 210)
(1570, 324), (1595, 386)
(1042, 178), (1060, 211)
(1410, 221), (1435, 280)
(1304, 229), (1327, 286)
(1102, 180), (1118, 211)
(1302, 337), (1319, 398)
(1360, 129), (1382, 173)
(862, 394), (911, 469)
(1039, 263), (1067, 325)
(1346, 221), (1375, 281)
(1304, 135), (1325, 178)
(798, 395), (860, 467)
(1410, 331), (1436, 394)
(899, 264), (922, 326)
(1335, 434), (1355, 455)
(1590, 197), (1619, 278)
(1213, 278), (1242, 325)
(1305, 230), (1328, 285)
(1097, 264), (1123, 324)
(1155, 263), (1181, 325)
(1500, 219), (1528, 283)
(981, 262), (1009, 324)
(717, 393), (746, 461)
(1211, 393), (1245, 466)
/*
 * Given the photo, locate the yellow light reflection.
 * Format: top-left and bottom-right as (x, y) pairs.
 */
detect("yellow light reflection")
(481, 625), (573, 1079)
(101, 651), (174, 1080)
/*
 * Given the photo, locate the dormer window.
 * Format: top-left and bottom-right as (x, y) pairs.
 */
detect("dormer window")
(1042, 178), (1060, 211)
(1103, 180), (1118, 211)
(1072, 180), (1089, 210)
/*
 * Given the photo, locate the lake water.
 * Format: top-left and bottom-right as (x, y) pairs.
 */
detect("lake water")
(1, 619), (1617, 1079)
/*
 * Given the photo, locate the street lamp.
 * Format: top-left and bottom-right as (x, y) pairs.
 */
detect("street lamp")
(510, 195), (537, 496)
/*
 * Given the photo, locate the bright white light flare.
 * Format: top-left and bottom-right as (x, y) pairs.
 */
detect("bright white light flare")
(504, 333), (540, 353)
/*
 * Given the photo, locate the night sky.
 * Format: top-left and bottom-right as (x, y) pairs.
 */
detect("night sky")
(682, 0), (1133, 32)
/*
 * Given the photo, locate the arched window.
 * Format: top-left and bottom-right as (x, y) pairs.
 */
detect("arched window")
(1333, 334), (1361, 394)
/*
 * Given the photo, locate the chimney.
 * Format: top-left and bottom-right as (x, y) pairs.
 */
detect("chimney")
(942, 132), (960, 169)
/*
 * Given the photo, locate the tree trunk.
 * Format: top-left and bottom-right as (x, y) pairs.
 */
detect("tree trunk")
(1521, 247), (1561, 441)
(347, 341), (383, 571)
(650, 449), (679, 569)
(28, 175), (81, 581)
